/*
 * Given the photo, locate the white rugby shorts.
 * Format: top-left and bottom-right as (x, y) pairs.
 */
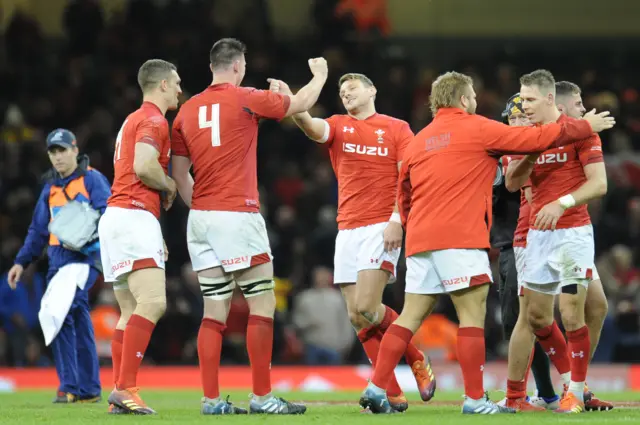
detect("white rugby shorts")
(98, 207), (165, 283)
(187, 210), (272, 273)
(514, 246), (526, 296)
(522, 224), (599, 294)
(405, 249), (493, 295)
(333, 222), (400, 284)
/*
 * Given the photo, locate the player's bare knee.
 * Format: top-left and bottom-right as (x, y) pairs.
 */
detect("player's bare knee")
(559, 301), (585, 332)
(527, 305), (552, 331)
(245, 289), (276, 318)
(585, 282), (608, 324)
(113, 283), (136, 330)
(355, 300), (378, 323)
(347, 310), (369, 330)
(451, 286), (488, 328)
(136, 295), (166, 323)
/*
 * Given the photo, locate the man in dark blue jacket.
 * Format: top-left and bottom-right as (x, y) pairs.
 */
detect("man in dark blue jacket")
(7, 129), (111, 403)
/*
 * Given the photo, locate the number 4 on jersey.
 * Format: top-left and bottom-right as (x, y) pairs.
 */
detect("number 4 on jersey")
(199, 104), (221, 147)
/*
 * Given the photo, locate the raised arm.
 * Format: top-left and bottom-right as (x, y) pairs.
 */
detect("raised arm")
(482, 110), (614, 155)
(291, 112), (330, 142)
(283, 58), (328, 117)
(267, 77), (330, 142)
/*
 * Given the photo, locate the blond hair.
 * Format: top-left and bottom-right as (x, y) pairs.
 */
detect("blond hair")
(520, 69), (556, 96)
(429, 71), (473, 116)
(338, 73), (374, 88)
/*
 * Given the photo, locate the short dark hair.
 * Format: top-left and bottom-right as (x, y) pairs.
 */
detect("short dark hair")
(555, 81), (581, 98)
(209, 38), (246, 69)
(137, 59), (177, 93)
(338, 73), (374, 88)
(520, 69), (556, 96)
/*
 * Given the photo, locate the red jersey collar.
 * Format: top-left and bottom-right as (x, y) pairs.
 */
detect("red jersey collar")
(435, 107), (467, 117)
(142, 101), (162, 114)
(207, 83), (233, 91)
(346, 112), (378, 121)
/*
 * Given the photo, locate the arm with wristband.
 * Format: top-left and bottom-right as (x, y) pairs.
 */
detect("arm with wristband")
(534, 136), (606, 230)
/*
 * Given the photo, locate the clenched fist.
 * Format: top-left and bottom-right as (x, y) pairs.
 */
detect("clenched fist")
(308, 58), (328, 78)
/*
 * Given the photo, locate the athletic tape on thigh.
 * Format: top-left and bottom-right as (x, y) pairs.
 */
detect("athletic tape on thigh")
(237, 277), (275, 297)
(199, 275), (235, 299)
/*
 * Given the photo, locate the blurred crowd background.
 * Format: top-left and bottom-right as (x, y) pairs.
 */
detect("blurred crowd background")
(1, 0), (640, 368)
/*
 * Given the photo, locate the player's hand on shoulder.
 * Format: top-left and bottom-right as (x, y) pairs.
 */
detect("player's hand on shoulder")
(267, 78), (293, 96)
(308, 57), (328, 78)
(383, 222), (403, 252)
(534, 201), (566, 231)
(163, 177), (177, 211)
(582, 109), (616, 133)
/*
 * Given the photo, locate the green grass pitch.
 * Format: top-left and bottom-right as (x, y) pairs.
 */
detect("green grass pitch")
(1, 390), (639, 424)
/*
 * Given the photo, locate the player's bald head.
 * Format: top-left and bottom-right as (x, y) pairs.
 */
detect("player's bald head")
(137, 59), (177, 93)
(520, 69), (556, 97)
(429, 71), (474, 115)
(210, 38), (246, 70)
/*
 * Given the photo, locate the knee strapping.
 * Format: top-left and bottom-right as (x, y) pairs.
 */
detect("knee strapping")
(199, 275), (235, 300)
(237, 277), (274, 298)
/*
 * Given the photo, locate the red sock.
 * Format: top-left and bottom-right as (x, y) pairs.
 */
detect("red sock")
(379, 306), (424, 365)
(457, 327), (485, 400)
(111, 329), (124, 387)
(117, 314), (155, 390)
(198, 318), (225, 399)
(371, 324), (413, 390)
(247, 315), (273, 396)
(566, 326), (590, 383)
(534, 321), (570, 375)
(357, 327), (403, 397)
(507, 379), (526, 400)
(523, 346), (534, 389)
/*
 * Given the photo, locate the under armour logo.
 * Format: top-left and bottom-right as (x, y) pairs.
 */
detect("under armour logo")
(571, 351), (584, 358)
(370, 259), (379, 264)
(343, 126), (354, 133)
(136, 352), (144, 359)
(547, 347), (556, 356)
(480, 365), (484, 371)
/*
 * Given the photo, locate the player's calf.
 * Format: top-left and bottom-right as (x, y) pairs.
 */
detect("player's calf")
(197, 270), (236, 402)
(584, 279), (608, 359)
(559, 284), (590, 403)
(354, 269), (388, 324)
(450, 285), (490, 403)
(115, 270), (165, 395)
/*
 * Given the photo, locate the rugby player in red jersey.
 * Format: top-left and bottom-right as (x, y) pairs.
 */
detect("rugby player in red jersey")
(268, 72), (436, 412)
(99, 59), (181, 415)
(171, 38), (328, 415)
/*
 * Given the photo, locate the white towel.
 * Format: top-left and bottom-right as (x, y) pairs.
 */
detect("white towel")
(38, 263), (90, 346)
